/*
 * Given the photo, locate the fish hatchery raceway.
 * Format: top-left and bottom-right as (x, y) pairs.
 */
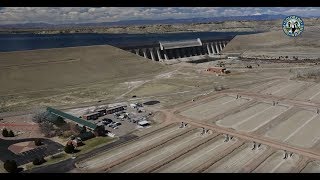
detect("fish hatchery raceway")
(2, 27), (320, 173)
(73, 28), (320, 173)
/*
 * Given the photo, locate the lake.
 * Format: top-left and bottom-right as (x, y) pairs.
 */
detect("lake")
(0, 31), (258, 52)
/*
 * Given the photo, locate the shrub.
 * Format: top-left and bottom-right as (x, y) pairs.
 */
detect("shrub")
(61, 131), (73, 138)
(39, 121), (55, 137)
(64, 143), (75, 154)
(32, 158), (40, 165)
(55, 116), (66, 127)
(2, 128), (8, 137)
(34, 139), (42, 146)
(3, 160), (17, 173)
(70, 123), (81, 135)
(8, 130), (14, 137)
(80, 126), (87, 134)
(39, 157), (46, 164)
(33, 157), (46, 165)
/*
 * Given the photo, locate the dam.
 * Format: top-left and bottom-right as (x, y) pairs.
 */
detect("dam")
(119, 38), (232, 62)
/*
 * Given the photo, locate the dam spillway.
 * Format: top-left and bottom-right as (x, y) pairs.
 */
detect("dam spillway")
(119, 38), (232, 62)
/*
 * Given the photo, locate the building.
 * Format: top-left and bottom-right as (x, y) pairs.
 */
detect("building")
(95, 108), (107, 116)
(47, 107), (97, 130)
(106, 105), (126, 115)
(83, 112), (100, 120)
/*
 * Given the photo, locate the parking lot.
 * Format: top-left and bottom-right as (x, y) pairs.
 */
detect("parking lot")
(0, 138), (63, 166)
(89, 104), (153, 137)
(14, 145), (62, 166)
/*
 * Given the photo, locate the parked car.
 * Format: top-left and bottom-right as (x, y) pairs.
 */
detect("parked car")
(114, 122), (122, 126)
(102, 118), (113, 125)
(108, 122), (116, 127)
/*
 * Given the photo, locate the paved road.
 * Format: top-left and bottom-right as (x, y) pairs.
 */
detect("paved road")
(26, 134), (138, 173)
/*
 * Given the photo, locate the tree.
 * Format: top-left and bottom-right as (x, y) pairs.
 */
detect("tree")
(8, 130), (14, 137)
(70, 123), (81, 135)
(55, 116), (66, 125)
(39, 121), (55, 137)
(64, 143), (75, 154)
(33, 157), (46, 165)
(80, 126), (87, 134)
(39, 156), (46, 164)
(2, 128), (8, 137)
(34, 139), (42, 146)
(32, 110), (48, 123)
(3, 160), (17, 173)
(32, 158), (40, 165)
(94, 125), (106, 136)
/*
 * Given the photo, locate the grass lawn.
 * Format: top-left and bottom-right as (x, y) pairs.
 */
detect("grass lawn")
(24, 136), (116, 171)
(75, 136), (117, 156)
(25, 153), (70, 171)
(0, 162), (6, 173)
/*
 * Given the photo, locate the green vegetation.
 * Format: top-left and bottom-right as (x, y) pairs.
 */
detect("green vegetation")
(75, 136), (116, 156)
(32, 157), (46, 165)
(25, 137), (115, 171)
(2, 128), (8, 137)
(3, 160), (17, 173)
(2, 128), (14, 137)
(8, 130), (14, 137)
(64, 143), (75, 154)
(34, 139), (42, 146)
(26, 153), (70, 171)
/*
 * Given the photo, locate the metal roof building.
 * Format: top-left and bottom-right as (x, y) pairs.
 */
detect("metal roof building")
(159, 38), (202, 50)
(47, 107), (97, 130)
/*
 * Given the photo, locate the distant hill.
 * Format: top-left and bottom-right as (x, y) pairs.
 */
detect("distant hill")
(0, 14), (293, 29)
(222, 26), (320, 60)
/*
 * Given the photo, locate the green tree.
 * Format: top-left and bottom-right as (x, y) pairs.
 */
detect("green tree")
(2, 128), (8, 137)
(8, 130), (14, 137)
(3, 160), (17, 173)
(32, 158), (40, 165)
(80, 126), (87, 134)
(64, 143), (75, 154)
(55, 116), (66, 126)
(34, 139), (42, 146)
(32, 157), (46, 165)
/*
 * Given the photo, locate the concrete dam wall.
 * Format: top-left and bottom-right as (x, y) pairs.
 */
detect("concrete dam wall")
(119, 38), (232, 62)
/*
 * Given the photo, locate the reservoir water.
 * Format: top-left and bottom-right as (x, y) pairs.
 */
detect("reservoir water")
(0, 31), (258, 52)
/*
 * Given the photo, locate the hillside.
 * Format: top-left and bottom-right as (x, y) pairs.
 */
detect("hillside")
(222, 26), (320, 60)
(0, 45), (168, 111)
(1, 18), (319, 34)
(0, 45), (167, 95)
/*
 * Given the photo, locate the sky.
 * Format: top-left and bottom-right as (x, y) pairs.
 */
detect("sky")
(0, 7), (319, 25)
